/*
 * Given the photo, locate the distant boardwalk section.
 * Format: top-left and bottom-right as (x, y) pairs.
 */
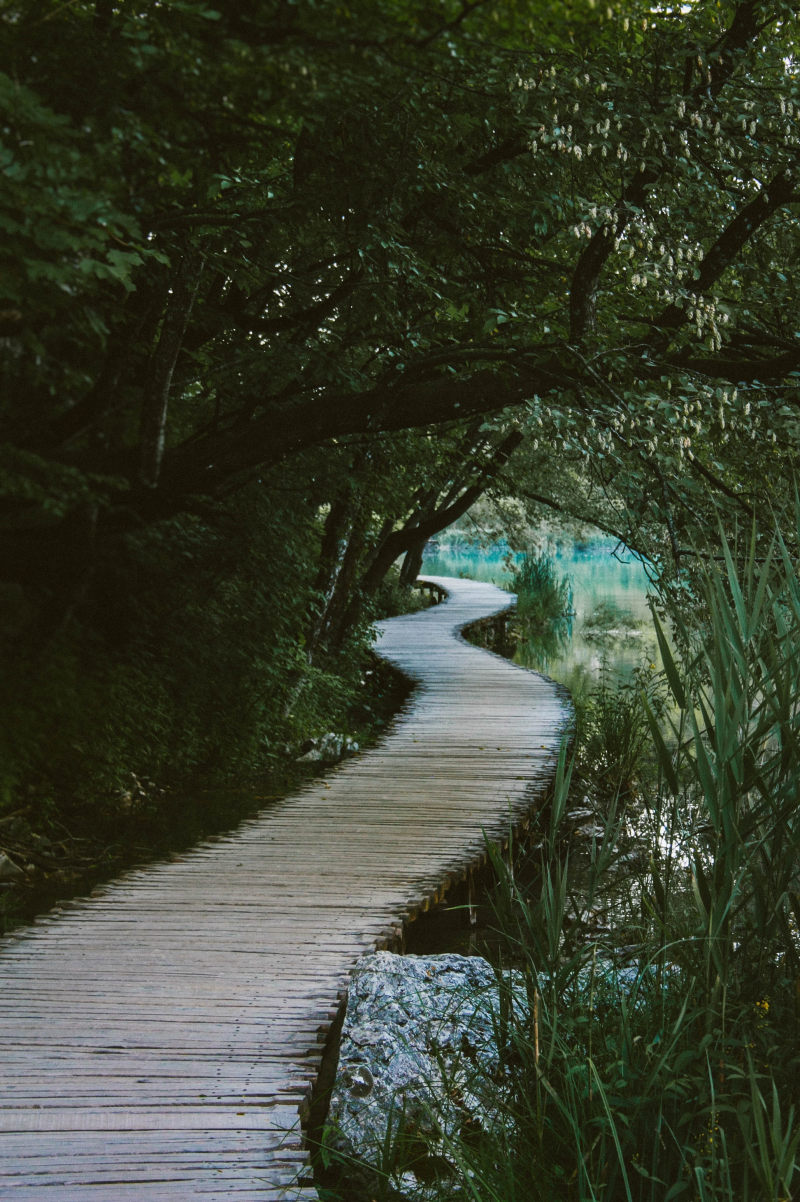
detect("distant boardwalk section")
(0, 577), (568, 1200)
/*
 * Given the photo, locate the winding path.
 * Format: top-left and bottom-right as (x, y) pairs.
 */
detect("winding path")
(0, 577), (568, 1200)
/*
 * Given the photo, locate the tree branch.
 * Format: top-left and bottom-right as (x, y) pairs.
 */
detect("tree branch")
(670, 346), (800, 383)
(650, 168), (798, 349)
(359, 429), (524, 592)
(514, 487), (650, 562)
(568, 0), (770, 345)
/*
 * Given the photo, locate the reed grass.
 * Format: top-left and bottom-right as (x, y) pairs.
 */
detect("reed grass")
(512, 550), (574, 628)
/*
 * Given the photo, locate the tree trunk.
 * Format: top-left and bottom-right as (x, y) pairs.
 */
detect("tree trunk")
(138, 255), (202, 489)
(306, 495), (353, 656)
(32, 501), (99, 644)
(319, 516), (368, 652)
(358, 430), (524, 596)
(399, 538), (426, 587)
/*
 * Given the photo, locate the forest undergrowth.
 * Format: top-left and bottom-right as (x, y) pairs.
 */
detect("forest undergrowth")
(0, 534), (421, 933)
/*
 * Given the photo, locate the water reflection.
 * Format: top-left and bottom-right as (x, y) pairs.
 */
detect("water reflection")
(514, 613), (574, 675)
(422, 541), (516, 585)
(423, 536), (659, 693)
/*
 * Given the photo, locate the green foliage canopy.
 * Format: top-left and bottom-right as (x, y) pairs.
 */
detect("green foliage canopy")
(2, 0), (799, 557)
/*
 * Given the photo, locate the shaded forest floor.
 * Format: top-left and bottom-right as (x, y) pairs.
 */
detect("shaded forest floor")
(0, 656), (412, 934)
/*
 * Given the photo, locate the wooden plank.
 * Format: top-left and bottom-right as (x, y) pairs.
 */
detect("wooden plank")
(0, 576), (567, 1199)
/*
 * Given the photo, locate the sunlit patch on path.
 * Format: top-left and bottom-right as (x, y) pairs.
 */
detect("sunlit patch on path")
(0, 577), (567, 1200)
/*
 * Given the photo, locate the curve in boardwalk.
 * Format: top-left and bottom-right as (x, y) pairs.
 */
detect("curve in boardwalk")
(0, 577), (568, 1201)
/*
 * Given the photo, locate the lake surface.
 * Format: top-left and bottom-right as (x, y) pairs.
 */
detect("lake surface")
(422, 537), (658, 700)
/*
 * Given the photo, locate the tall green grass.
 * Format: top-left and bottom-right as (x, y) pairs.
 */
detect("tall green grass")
(471, 523), (800, 1200)
(512, 550), (574, 628)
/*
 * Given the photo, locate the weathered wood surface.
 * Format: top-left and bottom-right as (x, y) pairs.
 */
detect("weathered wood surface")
(0, 577), (568, 1200)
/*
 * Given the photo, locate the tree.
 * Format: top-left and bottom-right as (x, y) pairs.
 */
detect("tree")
(4, 1), (800, 564)
(2, 0), (799, 811)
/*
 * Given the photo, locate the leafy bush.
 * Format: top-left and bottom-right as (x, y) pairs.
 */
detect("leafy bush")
(0, 481), (377, 814)
(373, 568), (436, 621)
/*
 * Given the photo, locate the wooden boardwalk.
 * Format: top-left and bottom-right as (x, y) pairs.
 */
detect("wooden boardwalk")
(0, 577), (568, 1200)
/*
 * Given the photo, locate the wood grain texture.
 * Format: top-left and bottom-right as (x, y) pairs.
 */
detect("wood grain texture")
(0, 577), (568, 1199)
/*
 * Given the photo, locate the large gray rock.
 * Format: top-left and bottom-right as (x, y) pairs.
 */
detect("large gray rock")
(327, 951), (527, 1201)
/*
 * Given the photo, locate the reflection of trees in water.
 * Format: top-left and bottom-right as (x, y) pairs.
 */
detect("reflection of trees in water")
(467, 594), (659, 701)
(434, 538), (656, 689)
(467, 609), (576, 676)
(515, 614), (574, 674)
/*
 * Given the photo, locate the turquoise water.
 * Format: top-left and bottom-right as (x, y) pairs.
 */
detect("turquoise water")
(422, 541), (517, 585)
(422, 538), (658, 696)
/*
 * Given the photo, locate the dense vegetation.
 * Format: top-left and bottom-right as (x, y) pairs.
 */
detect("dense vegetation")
(512, 548), (574, 627)
(1, 1), (799, 910)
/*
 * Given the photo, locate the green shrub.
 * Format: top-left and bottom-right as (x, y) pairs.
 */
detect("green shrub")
(0, 482), (377, 815)
(373, 568), (435, 620)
